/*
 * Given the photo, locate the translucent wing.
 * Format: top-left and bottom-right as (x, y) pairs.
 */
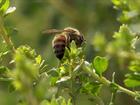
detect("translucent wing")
(42, 29), (65, 34)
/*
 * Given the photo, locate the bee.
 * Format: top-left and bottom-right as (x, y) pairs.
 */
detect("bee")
(43, 27), (85, 60)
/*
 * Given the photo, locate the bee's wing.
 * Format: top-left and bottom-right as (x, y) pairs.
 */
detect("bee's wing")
(42, 29), (65, 35)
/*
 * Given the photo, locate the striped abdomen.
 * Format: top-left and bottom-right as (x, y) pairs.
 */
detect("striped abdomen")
(52, 34), (67, 60)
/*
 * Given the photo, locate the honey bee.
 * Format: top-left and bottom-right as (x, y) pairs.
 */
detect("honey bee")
(43, 27), (85, 60)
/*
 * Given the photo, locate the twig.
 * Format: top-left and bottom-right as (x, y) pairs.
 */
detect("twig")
(0, 17), (15, 53)
(83, 61), (138, 99)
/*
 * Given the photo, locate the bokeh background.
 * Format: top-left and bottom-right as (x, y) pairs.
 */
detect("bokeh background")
(0, 0), (140, 105)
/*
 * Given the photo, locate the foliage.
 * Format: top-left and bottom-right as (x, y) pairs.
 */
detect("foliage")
(93, 56), (108, 76)
(40, 96), (72, 105)
(0, 0), (140, 105)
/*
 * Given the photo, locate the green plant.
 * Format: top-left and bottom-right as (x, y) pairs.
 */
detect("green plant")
(0, 0), (140, 105)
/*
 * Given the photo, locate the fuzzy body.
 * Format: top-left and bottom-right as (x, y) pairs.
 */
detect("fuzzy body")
(52, 34), (68, 60)
(52, 27), (84, 60)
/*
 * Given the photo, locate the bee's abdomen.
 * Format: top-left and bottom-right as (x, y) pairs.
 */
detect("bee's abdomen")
(52, 35), (66, 60)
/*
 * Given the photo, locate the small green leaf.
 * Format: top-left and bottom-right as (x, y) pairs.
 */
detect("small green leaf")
(70, 41), (78, 57)
(81, 81), (102, 96)
(0, 0), (10, 14)
(124, 78), (140, 87)
(8, 84), (15, 93)
(35, 55), (42, 64)
(135, 92), (140, 103)
(0, 66), (8, 73)
(50, 77), (58, 85)
(48, 68), (59, 77)
(40, 100), (49, 105)
(0, 77), (13, 82)
(125, 73), (140, 81)
(56, 76), (70, 83)
(4, 6), (16, 16)
(93, 56), (108, 76)
(110, 83), (118, 93)
(112, 0), (121, 6)
(0, 66), (10, 79)
(129, 60), (140, 72)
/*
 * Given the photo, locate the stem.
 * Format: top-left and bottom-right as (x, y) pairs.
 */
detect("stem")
(25, 91), (39, 105)
(109, 92), (116, 105)
(0, 77), (13, 82)
(69, 59), (76, 105)
(118, 86), (136, 97)
(0, 17), (15, 53)
(109, 72), (116, 105)
(83, 62), (138, 98)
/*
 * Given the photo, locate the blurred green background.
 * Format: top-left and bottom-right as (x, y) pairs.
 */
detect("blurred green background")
(0, 0), (140, 105)
(6, 0), (120, 65)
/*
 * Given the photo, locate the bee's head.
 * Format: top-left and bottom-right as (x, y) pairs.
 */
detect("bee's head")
(64, 27), (85, 47)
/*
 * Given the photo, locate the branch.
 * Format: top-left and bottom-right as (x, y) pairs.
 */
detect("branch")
(0, 17), (15, 53)
(83, 61), (139, 99)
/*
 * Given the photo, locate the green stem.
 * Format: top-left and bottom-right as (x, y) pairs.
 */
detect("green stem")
(83, 62), (138, 98)
(118, 85), (136, 97)
(69, 59), (76, 105)
(0, 77), (13, 82)
(109, 92), (116, 105)
(0, 17), (15, 53)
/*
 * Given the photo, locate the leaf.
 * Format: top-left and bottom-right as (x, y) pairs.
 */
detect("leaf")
(112, 0), (121, 6)
(110, 82), (119, 93)
(124, 72), (140, 87)
(129, 60), (140, 72)
(56, 76), (71, 83)
(48, 68), (59, 77)
(93, 56), (108, 76)
(35, 55), (42, 64)
(40, 100), (49, 105)
(0, 0), (10, 14)
(16, 45), (37, 59)
(0, 66), (8, 73)
(70, 41), (78, 57)
(8, 84), (15, 93)
(124, 78), (140, 87)
(0, 77), (13, 82)
(125, 73), (140, 80)
(0, 51), (10, 60)
(40, 96), (72, 105)
(81, 81), (102, 96)
(4, 6), (16, 16)
(111, 24), (134, 51)
(0, 66), (11, 79)
(14, 50), (39, 81)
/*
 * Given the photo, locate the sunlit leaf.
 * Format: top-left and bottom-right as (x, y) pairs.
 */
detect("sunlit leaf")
(93, 56), (108, 76)
(35, 55), (42, 64)
(81, 81), (102, 96)
(129, 60), (140, 72)
(40, 100), (49, 105)
(56, 76), (70, 83)
(112, 0), (121, 6)
(0, 0), (10, 14)
(0, 66), (8, 73)
(5, 6), (16, 16)
(124, 78), (140, 87)
(8, 84), (15, 93)
(0, 66), (11, 81)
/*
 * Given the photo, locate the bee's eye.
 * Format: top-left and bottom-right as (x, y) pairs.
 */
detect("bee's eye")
(77, 36), (82, 41)
(81, 36), (84, 41)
